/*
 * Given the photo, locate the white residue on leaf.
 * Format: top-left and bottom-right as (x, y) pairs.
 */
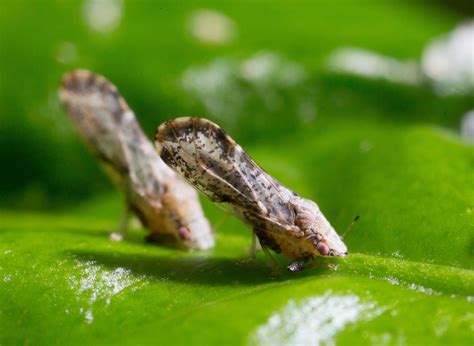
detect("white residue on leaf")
(188, 9), (236, 45)
(240, 52), (306, 88)
(240, 52), (313, 118)
(85, 309), (94, 324)
(251, 291), (385, 346)
(181, 51), (315, 122)
(68, 259), (148, 324)
(327, 20), (474, 96)
(421, 20), (474, 96)
(385, 276), (400, 286)
(327, 47), (422, 85)
(181, 58), (242, 121)
(368, 332), (393, 346)
(460, 110), (474, 141)
(381, 276), (441, 296)
(3, 275), (11, 282)
(391, 251), (404, 259)
(83, 0), (124, 34)
(407, 283), (440, 296)
(369, 332), (407, 346)
(434, 314), (452, 337)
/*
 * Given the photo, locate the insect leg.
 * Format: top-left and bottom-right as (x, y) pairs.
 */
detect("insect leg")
(287, 258), (337, 272)
(259, 240), (281, 276)
(306, 261), (338, 271)
(237, 231), (259, 265)
(287, 258), (310, 272)
(110, 202), (130, 242)
(249, 230), (259, 258)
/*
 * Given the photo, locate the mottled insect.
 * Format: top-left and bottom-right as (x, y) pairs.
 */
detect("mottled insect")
(155, 117), (348, 272)
(59, 71), (214, 250)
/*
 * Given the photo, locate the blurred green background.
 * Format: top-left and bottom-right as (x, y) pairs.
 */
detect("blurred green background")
(0, 0), (473, 345)
(1, 0), (471, 210)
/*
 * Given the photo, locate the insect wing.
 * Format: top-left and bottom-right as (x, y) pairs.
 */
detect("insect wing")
(59, 70), (163, 199)
(59, 70), (130, 175)
(155, 117), (295, 225)
(117, 113), (164, 199)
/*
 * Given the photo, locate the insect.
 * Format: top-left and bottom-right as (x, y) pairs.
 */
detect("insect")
(154, 117), (348, 272)
(59, 70), (214, 250)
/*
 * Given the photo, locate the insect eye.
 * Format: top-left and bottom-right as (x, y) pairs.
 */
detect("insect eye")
(316, 241), (330, 255)
(178, 226), (191, 241)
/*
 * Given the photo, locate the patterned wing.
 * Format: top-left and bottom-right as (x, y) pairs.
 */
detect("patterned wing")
(155, 117), (296, 224)
(58, 70), (163, 198)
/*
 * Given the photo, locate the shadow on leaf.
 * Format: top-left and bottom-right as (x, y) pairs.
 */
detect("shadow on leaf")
(68, 249), (332, 286)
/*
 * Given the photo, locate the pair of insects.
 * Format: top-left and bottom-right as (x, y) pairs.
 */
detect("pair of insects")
(59, 70), (348, 272)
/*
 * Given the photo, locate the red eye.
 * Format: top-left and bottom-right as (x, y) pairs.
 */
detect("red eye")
(317, 242), (329, 255)
(179, 226), (191, 241)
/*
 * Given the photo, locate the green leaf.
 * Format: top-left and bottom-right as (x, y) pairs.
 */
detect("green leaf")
(1, 1), (473, 345)
(1, 120), (472, 344)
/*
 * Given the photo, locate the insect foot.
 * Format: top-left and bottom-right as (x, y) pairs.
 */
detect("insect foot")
(59, 71), (214, 250)
(154, 117), (348, 269)
(110, 232), (125, 242)
(288, 259), (339, 273)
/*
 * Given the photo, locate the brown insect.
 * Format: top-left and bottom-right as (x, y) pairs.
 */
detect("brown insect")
(155, 117), (348, 271)
(59, 71), (214, 250)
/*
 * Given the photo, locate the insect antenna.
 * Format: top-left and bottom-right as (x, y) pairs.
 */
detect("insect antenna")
(341, 215), (360, 239)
